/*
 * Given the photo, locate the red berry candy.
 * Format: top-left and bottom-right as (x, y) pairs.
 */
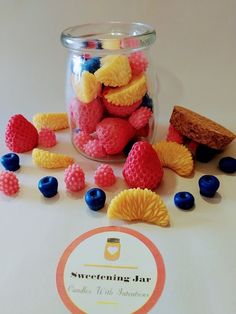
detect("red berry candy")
(64, 164), (85, 192)
(94, 164), (116, 187)
(128, 51), (148, 75)
(123, 141), (163, 190)
(166, 124), (184, 144)
(0, 171), (19, 196)
(128, 107), (152, 130)
(38, 128), (56, 148)
(83, 139), (107, 158)
(73, 131), (93, 151)
(69, 97), (104, 133)
(187, 140), (198, 155)
(5, 114), (38, 152)
(96, 118), (135, 155)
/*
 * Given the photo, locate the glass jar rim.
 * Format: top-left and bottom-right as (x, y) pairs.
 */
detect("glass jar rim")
(61, 21), (156, 52)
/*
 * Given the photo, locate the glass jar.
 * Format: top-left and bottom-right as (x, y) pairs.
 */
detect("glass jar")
(61, 22), (157, 162)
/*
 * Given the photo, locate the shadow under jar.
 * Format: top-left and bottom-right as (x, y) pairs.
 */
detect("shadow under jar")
(61, 22), (158, 162)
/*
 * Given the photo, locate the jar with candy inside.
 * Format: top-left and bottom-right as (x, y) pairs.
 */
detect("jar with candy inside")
(61, 22), (157, 161)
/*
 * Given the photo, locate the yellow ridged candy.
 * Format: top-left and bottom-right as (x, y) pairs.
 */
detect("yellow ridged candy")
(107, 188), (170, 227)
(72, 71), (100, 103)
(104, 74), (147, 106)
(32, 148), (74, 169)
(153, 141), (194, 176)
(33, 113), (68, 131)
(95, 55), (131, 87)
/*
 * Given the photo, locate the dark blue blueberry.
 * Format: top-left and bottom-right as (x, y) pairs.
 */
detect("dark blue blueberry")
(85, 188), (106, 211)
(1, 153), (20, 171)
(81, 57), (100, 74)
(219, 156), (236, 174)
(38, 176), (58, 198)
(195, 144), (218, 163)
(198, 175), (220, 197)
(140, 93), (153, 112)
(123, 140), (137, 157)
(174, 191), (195, 210)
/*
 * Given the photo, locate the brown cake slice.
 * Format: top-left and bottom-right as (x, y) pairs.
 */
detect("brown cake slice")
(170, 105), (236, 149)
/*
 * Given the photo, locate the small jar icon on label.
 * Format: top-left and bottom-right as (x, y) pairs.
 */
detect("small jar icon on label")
(104, 238), (120, 261)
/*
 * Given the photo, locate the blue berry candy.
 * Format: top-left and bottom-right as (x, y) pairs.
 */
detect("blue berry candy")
(198, 175), (220, 197)
(141, 93), (153, 112)
(1, 153), (20, 171)
(38, 176), (58, 198)
(85, 188), (106, 211)
(195, 144), (218, 163)
(219, 156), (236, 174)
(81, 57), (100, 74)
(174, 191), (195, 210)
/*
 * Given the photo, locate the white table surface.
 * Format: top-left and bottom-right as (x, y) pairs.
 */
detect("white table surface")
(0, 1), (235, 313)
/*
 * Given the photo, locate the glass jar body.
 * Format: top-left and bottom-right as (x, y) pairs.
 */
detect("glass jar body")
(62, 23), (158, 162)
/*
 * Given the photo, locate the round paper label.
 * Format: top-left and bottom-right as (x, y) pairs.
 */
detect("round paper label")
(56, 226), (165, 314)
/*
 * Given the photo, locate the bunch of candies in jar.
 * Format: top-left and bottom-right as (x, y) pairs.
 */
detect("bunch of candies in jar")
(68, 41), (154, 160)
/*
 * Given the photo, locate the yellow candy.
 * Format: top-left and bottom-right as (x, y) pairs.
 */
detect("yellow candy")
(104, 74), (147, 106)
(32, 148), (74, 169)
(107, 188), (170, 227)
(95, 55), (131, 87)
(153, 141), (194, 176)
(72, 71), (100, 103)
(33, 113), (68, 131)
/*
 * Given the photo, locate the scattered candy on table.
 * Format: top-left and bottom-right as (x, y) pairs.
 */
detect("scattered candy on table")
(32, 148), (74, 169)
(64, 163), (85, 192)
(123, 141), (163, 190)
(5, 114), (38, 153)
(38, 128), (57, 148)
(174, 191), (195, 210)
(107, 188), (170, 227)
(218, 156), (236, 174)
(153, 141), (194, 177)
(0, 170), (19, 196)
(166, 124), (184, 144)
(38, 176), (58, 198)
(198, 175), (220, 198)
(1, 153), (20, 171)
(94, 164), (116, 187)
(85, 188), (106, 211)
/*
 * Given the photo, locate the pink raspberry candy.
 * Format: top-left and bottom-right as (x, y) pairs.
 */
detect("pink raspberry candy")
(38, 128), (56, 147)
(128, 51), (148, 75)
(73, 131), (93, 151)
(83, 139), (107, 158)
(64, 164), (85, 192)
(94, 164), (116, 187)
(166, 124), (184, 144)
(129, 107), (152, 130)
(0, 171), (19, 196)
(69, 97), (104, 133)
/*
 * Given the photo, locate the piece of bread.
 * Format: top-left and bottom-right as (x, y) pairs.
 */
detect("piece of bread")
(169, 105), (236, 149)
